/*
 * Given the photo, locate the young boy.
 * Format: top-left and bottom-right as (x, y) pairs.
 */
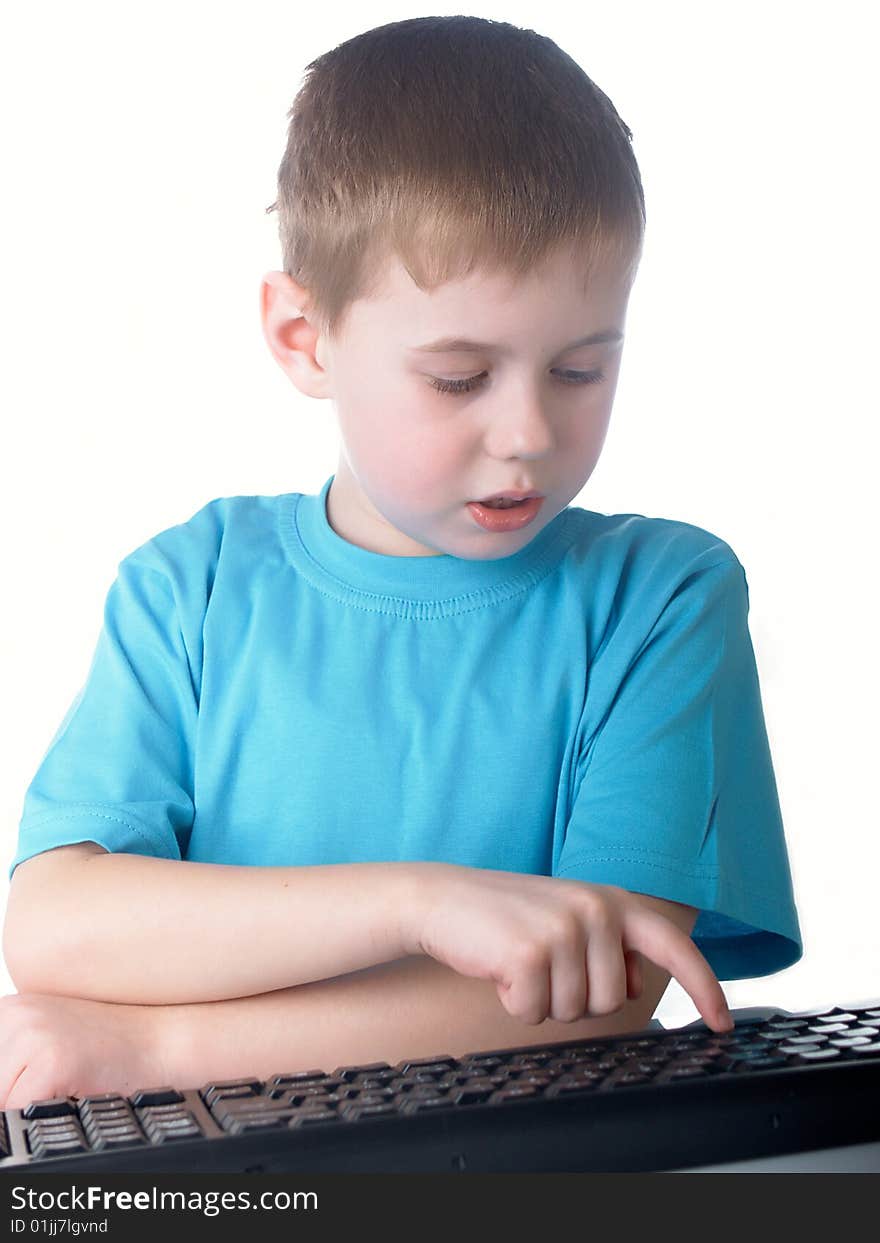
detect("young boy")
(1, 16), (801, 1111)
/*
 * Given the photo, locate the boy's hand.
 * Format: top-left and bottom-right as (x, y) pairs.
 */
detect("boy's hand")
(0, 992), (172, 1112)
(403, 865), (733, 1032)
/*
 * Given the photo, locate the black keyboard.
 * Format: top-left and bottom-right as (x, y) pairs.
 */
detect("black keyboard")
(3, 999), (879, 1173)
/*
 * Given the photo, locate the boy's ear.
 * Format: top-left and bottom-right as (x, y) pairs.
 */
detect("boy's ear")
(259, 270), (333, 399)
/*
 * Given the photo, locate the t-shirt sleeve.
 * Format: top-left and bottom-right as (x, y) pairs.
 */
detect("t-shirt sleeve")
(554, 547), (803, 982)
(9, 551), (199, 880)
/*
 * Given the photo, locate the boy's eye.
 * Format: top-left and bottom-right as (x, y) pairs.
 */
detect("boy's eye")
(426, 370), (606, 395)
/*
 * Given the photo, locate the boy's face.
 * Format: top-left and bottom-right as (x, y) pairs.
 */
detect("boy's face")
(261, 243), (635, 559)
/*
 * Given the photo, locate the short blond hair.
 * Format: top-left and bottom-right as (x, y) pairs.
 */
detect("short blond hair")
(266, 16), (646, 342)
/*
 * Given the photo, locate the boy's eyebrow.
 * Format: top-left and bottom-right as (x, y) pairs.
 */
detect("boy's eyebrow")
(408, 329), (624, 354)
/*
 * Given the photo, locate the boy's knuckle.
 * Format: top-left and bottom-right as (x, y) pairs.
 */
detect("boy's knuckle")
(512, 938), (545, 973)
(549, 910), (582, 949)
(586, 900), (616, 935)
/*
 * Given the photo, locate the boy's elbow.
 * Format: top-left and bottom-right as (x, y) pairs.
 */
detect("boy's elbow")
(3, 907), (63, 996)
(3, 844), (104, 995)
(4, 954), (45, 997)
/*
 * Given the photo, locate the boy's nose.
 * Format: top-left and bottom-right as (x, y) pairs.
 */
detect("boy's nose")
(482, 396), (556, 459)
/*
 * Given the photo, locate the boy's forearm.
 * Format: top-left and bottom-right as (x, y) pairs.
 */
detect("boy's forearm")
(160, 954), (661, 1089)
(5, 852), (425, 1005)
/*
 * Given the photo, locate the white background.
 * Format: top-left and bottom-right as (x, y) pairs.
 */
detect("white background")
(1, 2), (877, 1031)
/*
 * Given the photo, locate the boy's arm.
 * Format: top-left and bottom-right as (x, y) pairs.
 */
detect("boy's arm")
(160, 893), (696, 1087)
(3, 843), (423, 1005)
(162, 948), (672, 1090)
(0, 904), (685, 1110)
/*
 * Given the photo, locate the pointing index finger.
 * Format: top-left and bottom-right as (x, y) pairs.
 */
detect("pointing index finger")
(622, 904), (733, 1031)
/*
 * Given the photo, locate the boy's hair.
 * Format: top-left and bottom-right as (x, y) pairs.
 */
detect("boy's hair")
(265, 16), (646, 343)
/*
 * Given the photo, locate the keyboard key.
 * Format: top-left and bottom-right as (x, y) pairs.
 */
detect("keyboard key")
(32, 1115), (81, 1129)
(202, 1081), (262, 1108)
(353, 1090), (393, 1104)
(83, 1124), (137, 1147)
(333, 1062), (394, 1082)
(606, 1071), (653, 1087)
(342, 1101), (403, 1120)
(566, 1066), (607, 1082)
(27, 1116), (87, 1147)
(143, 1115), (202, 1143)
(80, 1093), (128, 1107)
(211, 1098), (289, 1127)
(131, 1087), (186, 1108)
(85, 1116), (139, 1133)
(153, 1126), (202, 1142)
(202, 1078), (261, 1108)
(452, 1085), (495, 1105)
(284, 1086), (340, 1106)
(545, 1078), (601, 1097)
(391, 1084), (427, 1101)
(227, 1111), (301, 1135)
(29, 1134), (89, 1159)
(289, 1108), (339, 1127)
(733, 1053), (789, 1069)
(490, 1084), (540, 1101)
(267, 1070), (329, 1088)
(81, 1103), (131, 1119)
(91, 1130), (147, 1150)
(85, 1124), (141, 1145)
(22, 1098), (76, 1119)
(395, 1057), (457, 1074)
(509, 1052), (555, 1067)
(458, 1055), (506, 1072)
(28, 1119), (81, 1136)
(517, 1072), (555, 1088)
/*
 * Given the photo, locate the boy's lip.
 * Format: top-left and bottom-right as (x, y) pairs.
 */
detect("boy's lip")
(474, 489), (545, 502)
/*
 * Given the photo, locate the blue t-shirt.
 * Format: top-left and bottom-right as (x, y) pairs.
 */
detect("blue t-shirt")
(10, 475), (802, 981)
